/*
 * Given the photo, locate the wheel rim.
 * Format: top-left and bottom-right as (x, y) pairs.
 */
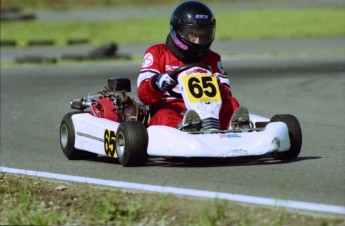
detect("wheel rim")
(60, 124), (68, 149)
(116, 132), (125, 158)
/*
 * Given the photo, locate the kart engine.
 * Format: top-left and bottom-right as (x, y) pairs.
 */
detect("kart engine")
(70, 78), (148, 123)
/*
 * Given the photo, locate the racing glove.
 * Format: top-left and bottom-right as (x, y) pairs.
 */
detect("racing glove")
(154, 73), (177, 91)
(214, 73), (230, 88)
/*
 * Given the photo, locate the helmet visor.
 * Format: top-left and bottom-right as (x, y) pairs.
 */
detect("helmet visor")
(178, 25), (215, 46)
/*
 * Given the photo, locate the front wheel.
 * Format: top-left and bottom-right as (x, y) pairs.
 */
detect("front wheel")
(270, 114), (302, 160)
(116, 121), (148, 166)
(60, 112), (98, 160)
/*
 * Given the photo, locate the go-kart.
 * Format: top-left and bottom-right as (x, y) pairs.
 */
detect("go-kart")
(59, 64), (302, 166)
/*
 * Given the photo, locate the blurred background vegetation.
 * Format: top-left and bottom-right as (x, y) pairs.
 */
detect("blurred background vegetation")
(1, 0), (344, 47)
(1, 0), (231, 9)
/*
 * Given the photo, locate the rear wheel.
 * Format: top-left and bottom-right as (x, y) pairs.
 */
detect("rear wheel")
(270, 114), (302, 160)
(60, 112), (98, 160)
(116, 121), (148, 166)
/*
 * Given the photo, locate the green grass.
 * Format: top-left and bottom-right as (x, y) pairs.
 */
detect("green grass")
(1, 18), (170, 46)
(1, 173), (344, 225)
(216, 8), (345, 40)
(1, 8), (344, 47)
(0, 0), (184, 10)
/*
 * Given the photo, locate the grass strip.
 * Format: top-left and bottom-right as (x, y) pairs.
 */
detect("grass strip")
(1, 8), (344, 46)
(1, 173), (344, 225)
(0, 0), (183, 10)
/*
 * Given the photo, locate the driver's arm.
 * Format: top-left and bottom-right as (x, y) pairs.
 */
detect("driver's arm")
(138, 44), (179, 105)
(137, 71), (165, 105)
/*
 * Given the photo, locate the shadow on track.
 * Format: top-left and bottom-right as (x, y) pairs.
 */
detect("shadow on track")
(144, 156), (321, 168)
(84, 155), (321, 167)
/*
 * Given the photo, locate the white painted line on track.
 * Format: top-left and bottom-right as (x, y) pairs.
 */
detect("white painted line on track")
(1, 166), (345, 215)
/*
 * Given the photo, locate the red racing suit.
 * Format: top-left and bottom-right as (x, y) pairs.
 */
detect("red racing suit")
(137, 43), (239, 129)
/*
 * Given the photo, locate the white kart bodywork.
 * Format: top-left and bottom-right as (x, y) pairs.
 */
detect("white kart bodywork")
(61, 66), (301, 166)
(73, 113), (120, 156)
(71, 113), (291, 158)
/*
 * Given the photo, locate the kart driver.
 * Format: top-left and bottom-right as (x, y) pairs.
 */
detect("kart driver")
(137, 1), (250, 130)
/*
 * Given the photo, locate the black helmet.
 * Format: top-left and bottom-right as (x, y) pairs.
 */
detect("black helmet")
(167, 1), (216, 62)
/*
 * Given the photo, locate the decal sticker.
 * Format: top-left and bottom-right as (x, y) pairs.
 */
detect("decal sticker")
(104, 129), (117, 157)
(195, 14), (209, 19)
(220, 134), (241, 138)
(165, 65), (181, 72)
(182, 74), (221, 103)
(165, 65), (175, 72)
(196, 101), (221, 117)
(141, 53), (153, 68)
(186, 68), (208, 75)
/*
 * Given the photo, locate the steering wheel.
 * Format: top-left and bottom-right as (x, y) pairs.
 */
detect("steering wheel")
(168, 63), (213, 98)
(169, 63), (213, 82)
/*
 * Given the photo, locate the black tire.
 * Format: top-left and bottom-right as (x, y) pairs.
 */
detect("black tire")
(61, 54), (87, 61)
(270, 114), (302, 160)
(116, 121), (148, 166)
(15, 55), (57, 64)
(0, 40), (17, 47)
(66, 39), (89, 45)
(27, 40), (54, 46)
(60, 112), (98, 160)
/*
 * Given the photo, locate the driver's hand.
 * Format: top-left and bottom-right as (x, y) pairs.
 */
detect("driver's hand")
(214, 73), (230, 87)
(155, 73), (177, 91)
(214, 73), (221, 85)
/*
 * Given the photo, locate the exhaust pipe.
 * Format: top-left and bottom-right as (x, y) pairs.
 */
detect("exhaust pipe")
(70, 98), (91, 110)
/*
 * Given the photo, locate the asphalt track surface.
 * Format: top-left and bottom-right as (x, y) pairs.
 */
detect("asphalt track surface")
(1, 56), (345, 211)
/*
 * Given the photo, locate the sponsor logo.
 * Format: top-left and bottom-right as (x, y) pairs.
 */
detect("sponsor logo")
(220, 134), (241, 138)
(195, 14), (209, 19)
(165, 65), (177, 72)
(142, 53), (153, 67)
(165, 65), (181, 73)
(186, 68), (208, 75)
